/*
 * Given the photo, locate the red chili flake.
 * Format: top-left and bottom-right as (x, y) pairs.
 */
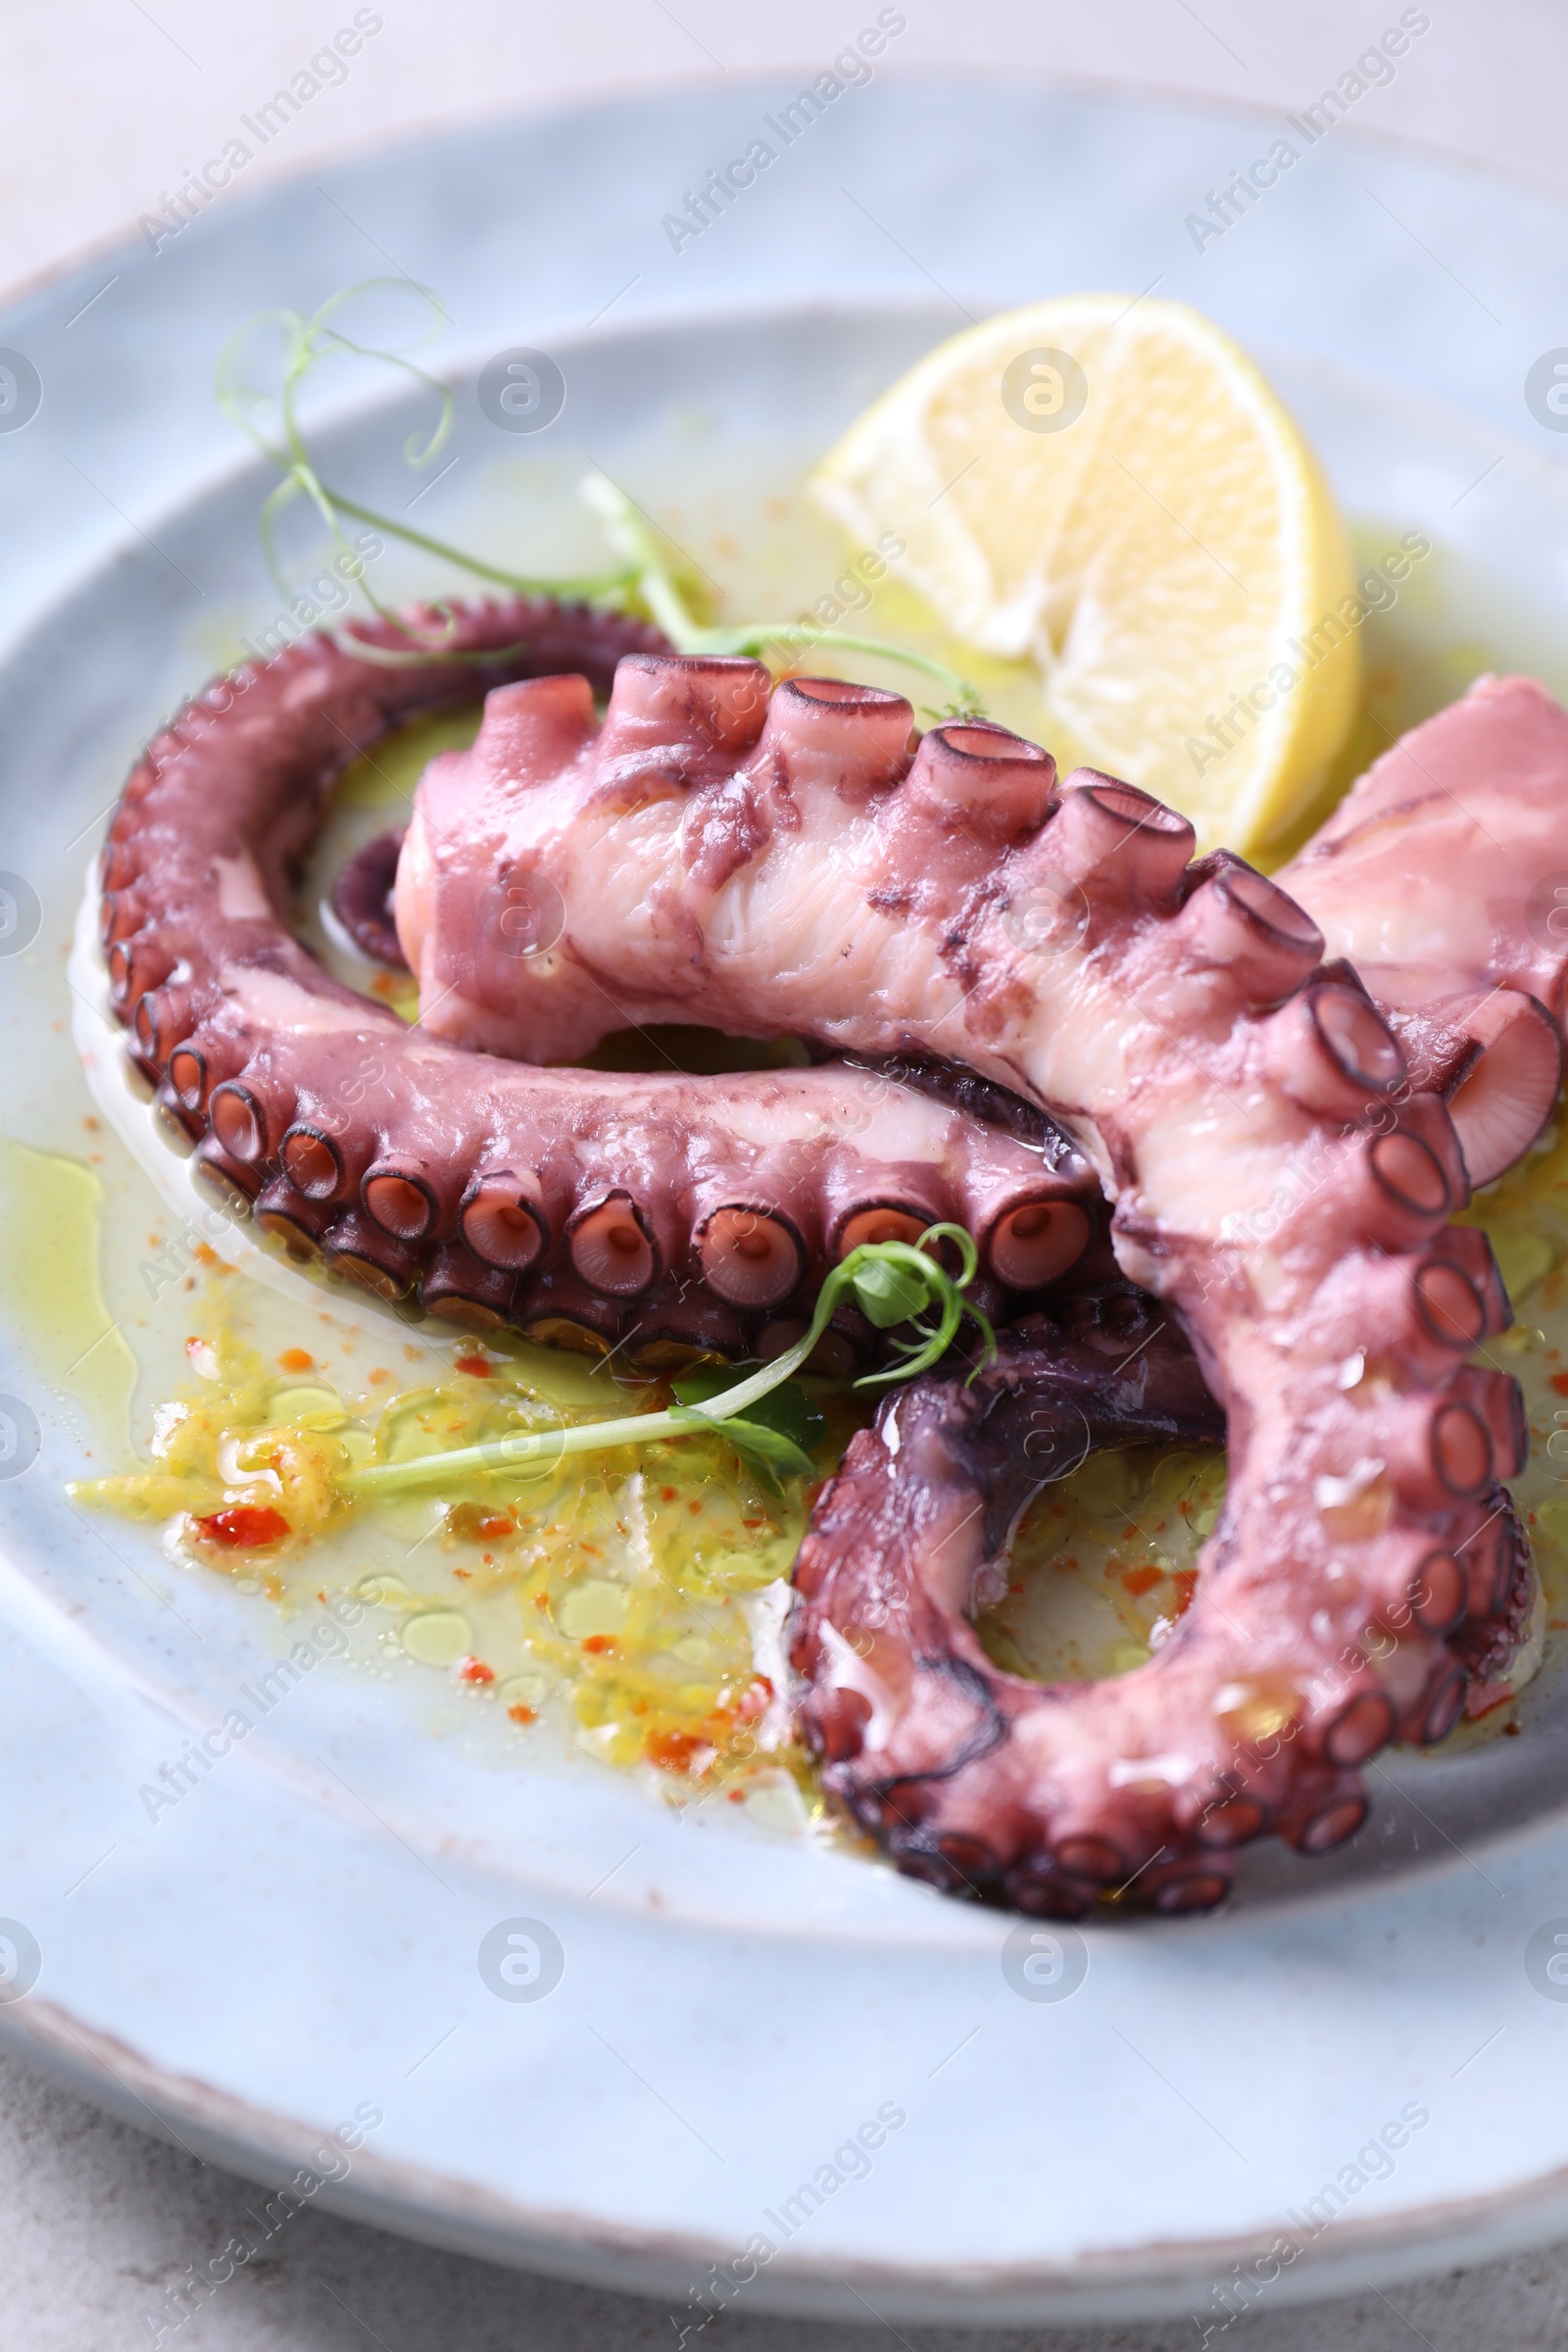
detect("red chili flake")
(687, 1498), (703, 1516)
(277, 1348), (314, 1373)
(581, 1634), (616, 1656)
(193, 1504), (289, 1549)
(1171, 1569), (1199, 1615)
(1551, 1373), (1568, 1396)
(727, 1788), (746, 1803)
(1121, 1564), (1165, 1597)
(509, 1703), (537, 1726)
(741, 1517), (765, 1531)
(445, 1502), (515, 1543)
(660, 1486), (678, 1503)
(458, 1656), (495, 1685)
(646, 1728), (706, 1774)
(455, 1353), (493, 1378)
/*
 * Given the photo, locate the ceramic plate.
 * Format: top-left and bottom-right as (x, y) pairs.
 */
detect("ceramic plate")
(5, 77), (1568, 2329)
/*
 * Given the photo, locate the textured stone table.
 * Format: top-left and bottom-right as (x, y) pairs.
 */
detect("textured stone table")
(6, 2042), (1568, 2349)
(2, 3), (1564, 2343)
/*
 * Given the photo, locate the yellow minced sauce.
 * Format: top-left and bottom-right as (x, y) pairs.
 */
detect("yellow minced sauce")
(74, 1307), (835, 1800)
(68, 1106), (1568, 1801)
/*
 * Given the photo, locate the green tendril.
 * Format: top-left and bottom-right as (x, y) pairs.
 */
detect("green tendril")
(579, 472), (982, 710)
(340, 1225), (996, 1500)
(218, 279), (984, 708)
(216, 282), (636, 662)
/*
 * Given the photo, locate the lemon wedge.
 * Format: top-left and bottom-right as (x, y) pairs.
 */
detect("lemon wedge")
(809, 294), (1360, 858)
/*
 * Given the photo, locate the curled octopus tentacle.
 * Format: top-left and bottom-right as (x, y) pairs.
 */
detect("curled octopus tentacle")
(791, 1294), (1530, 1915)
(98, 605), (1101, 1363)
(332, 826), (407, 966)
(399, 652), (1539, 1869)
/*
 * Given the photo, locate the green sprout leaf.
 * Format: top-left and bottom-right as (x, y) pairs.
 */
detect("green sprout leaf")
(216, 281), (985, 709)
(671, 1366), (825, 1454)
(851, 1255), (934, 1330)
(215, 281), (637, 659)
(668, 1406), (817, 1493)
(580, 470), (983, 709)
(669, 1367), (825, 1497)
(339, 1225), (993, 1499)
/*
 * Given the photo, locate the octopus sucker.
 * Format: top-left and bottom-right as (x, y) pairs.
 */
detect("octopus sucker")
(1280, 672), (1568, 1185)
(97, 607), (1567, 1910)
(394, 649), (1557, 1895)
(97, 607), (1102, 1371)
(789, 1298), (1232, 1913)
(791, 1287), (1531, 1909)
(331, 824), (408, 967)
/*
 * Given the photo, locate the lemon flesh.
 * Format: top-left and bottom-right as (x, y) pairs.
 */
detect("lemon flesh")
(809, 294), (1359, 858)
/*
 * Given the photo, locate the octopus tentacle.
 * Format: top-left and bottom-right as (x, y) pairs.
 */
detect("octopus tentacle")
(1280, 673), (1568, 1184)
(790, 1296), (1528, 1914)
(98, 610), (1100, 1360)
(331, 826), (408, 967)
(173, 1005), (1093, 1348)
(400, 654), (1538, 1887)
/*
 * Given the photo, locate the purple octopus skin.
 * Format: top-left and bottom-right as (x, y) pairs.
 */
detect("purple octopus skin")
(332, 823), (407, 966)
(398, 652), (1533, 1901)
(1279, 673), (1568, 1187)
(791, 1293), (1533, 1916)
(97, 605), (1101, 1362)
(398, 655), (1568, 1195)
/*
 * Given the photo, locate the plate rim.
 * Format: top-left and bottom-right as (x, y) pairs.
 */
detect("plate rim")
(7, 78), (1568, 2327)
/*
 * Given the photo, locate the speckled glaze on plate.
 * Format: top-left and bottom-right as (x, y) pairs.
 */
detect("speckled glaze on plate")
(6, 79), (1568, 2328)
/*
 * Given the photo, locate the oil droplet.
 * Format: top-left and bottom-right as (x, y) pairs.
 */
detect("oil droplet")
(262, 1378), (346, 1430)
(500, 1671), (547, 1713)
(1148, 1449), (1202, 1507)
(400, 1607), (471, 1665)
(555, 1579), (631, 1640)
(0, 1134), (137, 1448)
(356, 1571), (413, 1609)
(1213, 1676), (1298, 1740)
